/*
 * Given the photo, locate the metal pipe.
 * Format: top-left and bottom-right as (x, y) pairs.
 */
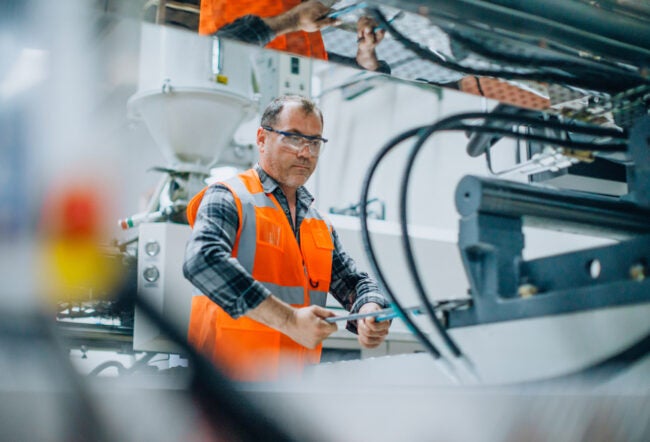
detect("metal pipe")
(155, 0), (167, 24)
(455, 175), (650, 238)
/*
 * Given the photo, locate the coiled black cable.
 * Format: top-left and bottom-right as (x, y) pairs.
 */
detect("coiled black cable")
(397, 111), (629, 362)
(360, 125), (445, 360)
(457, 124), (625, 151)
(447, 29), (643, 79)
(360, 109), (628, 372)
(397, 116), (470, 359)
(367, 7), (649, 94)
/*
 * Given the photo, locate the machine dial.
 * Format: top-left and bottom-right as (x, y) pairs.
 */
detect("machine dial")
(143, 265), (160, 282)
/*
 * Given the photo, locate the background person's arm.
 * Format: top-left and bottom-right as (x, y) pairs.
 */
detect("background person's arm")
(263, 0), (338, 35)
(355, 15), (386, 72)
(215, 1), (337, 45)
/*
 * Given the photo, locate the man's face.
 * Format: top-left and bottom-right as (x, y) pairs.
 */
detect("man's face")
(257, 102), (323, 192)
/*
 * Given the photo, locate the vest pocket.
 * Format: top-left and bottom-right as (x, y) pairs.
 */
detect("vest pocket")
(302, 220), (334, 291)
(253, 210), (304, 284)
(256, 213), (283, 250)
(311, 227), (333, 250)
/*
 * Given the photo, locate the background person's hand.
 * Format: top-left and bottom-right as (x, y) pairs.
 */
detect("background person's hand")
(355, 16), (385, 71)
(293, 0), (340, 33)
(265, 1), (340, 35)
(356, 16), (385, 50)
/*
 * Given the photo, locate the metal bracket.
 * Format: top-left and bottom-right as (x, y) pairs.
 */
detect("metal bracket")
(449, 116), (650, 327)
(450, 233), (650, 328)
(625, 115), (650, 208)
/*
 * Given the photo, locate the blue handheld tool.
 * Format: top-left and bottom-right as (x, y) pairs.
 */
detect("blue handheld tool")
(325, 305), (421, 323)
(326, 2), (368, 19)
(373, 10), (404, 31)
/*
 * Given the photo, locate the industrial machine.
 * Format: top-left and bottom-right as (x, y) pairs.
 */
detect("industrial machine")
(346, 1), (650, 379)
(122, 22), (258, 230)
(49, 0), (650, 377)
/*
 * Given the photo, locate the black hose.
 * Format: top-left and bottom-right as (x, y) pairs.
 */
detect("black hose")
(396, 111), (630, 361)
(361, 110), (628, 364)
(398, 116), (468, 358)
(447, 29), (643, 79)
(124, 352), (157, 374)
(466, 104), (536, 157)
(88, 360), (127, 376)
(454, 124), (626, 152)
(368, 8), (648, 94)
(360, 125), (444, 359)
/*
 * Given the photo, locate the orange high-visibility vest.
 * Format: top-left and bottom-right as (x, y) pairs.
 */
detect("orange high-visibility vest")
(186, 169), (334, 381)
(199, 0), (328, 60)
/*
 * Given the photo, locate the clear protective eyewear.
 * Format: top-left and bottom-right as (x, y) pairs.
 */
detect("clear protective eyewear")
(262, 126), (328, 156)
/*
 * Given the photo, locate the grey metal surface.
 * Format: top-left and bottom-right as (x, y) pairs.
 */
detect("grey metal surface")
(243, 303), (650, 440)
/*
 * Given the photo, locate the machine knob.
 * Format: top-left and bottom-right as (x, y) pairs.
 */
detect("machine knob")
(143, 266), (160, 283)
(144, 241), (161, 256)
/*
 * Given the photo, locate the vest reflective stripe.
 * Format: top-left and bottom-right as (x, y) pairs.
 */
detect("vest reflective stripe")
(308, 290), (328, 307)
(260, 282), (305, 305)
(221, 178), (258, 272)
(256, 282), (328, 307)
(226, 178), (277, 209)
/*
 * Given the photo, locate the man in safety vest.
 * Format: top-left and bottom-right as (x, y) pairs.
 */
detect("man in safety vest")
(199, 0), (390, 73)
(183, 94), (391, 381)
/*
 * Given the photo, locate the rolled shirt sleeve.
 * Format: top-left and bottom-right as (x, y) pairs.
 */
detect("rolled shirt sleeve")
(214, 14), (275, 46)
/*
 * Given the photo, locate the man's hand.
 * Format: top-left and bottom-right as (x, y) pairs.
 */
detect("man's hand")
(247, 296), (338, 349)
(355, 16), (385, 71)
(356, 302), (391, 348)
(264, 1), (339, 36)
(285, 305), (339, 348)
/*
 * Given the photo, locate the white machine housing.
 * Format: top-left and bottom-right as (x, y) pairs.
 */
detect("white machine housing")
(133, 222), (194, 353)
(252, 50), (313, 110)
(127, 22), (258, 172)
(127, 24), (317, 356)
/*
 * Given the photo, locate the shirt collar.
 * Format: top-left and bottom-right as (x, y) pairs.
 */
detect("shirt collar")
(255, 164), (315, 206)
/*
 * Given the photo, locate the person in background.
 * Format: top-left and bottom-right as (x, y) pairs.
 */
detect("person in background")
(199, 0), (391, 73)
(183, 94), (391, 381)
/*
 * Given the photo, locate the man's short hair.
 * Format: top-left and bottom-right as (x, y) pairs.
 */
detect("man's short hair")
(260, 95), (323, 128)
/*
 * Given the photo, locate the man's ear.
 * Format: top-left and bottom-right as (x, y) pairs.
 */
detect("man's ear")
(256, 126), (266, 152)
